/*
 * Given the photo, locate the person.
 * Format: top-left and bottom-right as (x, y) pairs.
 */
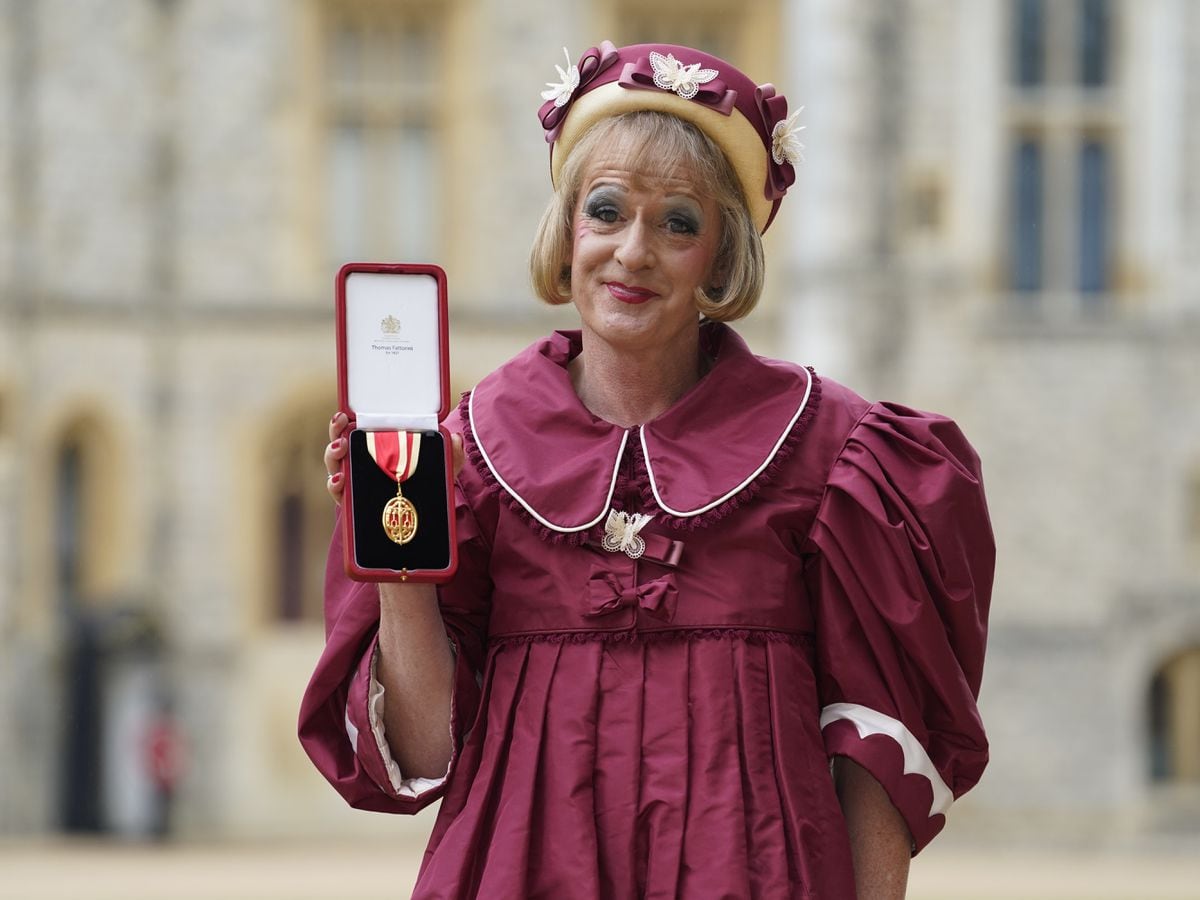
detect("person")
(300, 41), (994, 899)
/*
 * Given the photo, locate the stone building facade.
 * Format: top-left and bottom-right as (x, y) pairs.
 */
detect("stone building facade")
(1, 0), (1197, 844)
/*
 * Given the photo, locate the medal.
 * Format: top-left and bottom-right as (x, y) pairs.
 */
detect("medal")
(366, 431), (422, 545)
(382, 493), (418, 545)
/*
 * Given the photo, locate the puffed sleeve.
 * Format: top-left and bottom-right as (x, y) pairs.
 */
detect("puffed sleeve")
(804, 402), (994, 853)
(297, 477), (493, 814)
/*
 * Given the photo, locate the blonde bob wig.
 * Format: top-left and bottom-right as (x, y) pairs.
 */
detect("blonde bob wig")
(529, 111), (765, 322)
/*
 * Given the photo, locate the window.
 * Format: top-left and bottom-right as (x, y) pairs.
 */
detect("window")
(323, 4), (442, 265)
(1005, 0), (1117, 303)
(1010, 0), (1111, 89)
(1014, 0), (1045, 87)
(611, 8), (738, 62)
(1011, 138), (1043, 293)
(1078, 138), (1109, 294)
(602, 0), (783, 68)
(271, 411), (334, 624)
(1079, 0), (1110, 87)
(1147, 648), (1200, 783)
(55, 439), (86, 599)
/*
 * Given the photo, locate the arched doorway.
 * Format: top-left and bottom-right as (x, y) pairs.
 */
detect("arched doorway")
(54, 428), (103, 831)
(51, 416), (162, 836)
(270, 406), (334, 625)
(1147, 646), (1200, 783)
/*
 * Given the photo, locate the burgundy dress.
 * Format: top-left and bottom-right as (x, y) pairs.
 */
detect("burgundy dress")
(299, 323), (994, 899)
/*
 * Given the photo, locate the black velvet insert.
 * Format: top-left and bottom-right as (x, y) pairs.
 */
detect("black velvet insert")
(348, 429), (452, 573)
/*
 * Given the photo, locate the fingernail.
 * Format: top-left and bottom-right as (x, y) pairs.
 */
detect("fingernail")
(332, 438), (344, 451)
(330, 472), (343, 485)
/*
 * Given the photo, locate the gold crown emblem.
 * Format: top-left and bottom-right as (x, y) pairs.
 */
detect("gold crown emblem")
(380, 315), (402, 334)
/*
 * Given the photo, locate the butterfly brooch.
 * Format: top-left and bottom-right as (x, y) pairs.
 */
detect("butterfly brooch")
(601, 509), (653, 559)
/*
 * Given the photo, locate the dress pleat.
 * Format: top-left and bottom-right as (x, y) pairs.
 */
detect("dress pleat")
(764, 643), (845, 895)
(593, 641), (646, 898)
(733, 641), (793, 897)
(476, 642), (561, 897)
(528, 641), (602, 898)
(416, 646), (534, 898)
(681, 640), (753, 899)
(638, 640), (690, 899)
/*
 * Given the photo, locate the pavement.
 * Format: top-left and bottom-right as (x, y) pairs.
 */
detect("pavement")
(0, 836), (1198, 899)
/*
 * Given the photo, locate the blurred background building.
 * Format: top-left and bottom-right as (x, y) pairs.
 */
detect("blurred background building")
(1, 0), (1198, 850)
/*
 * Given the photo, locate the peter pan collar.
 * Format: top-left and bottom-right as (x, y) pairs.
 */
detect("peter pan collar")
(464, 323), (821, 538)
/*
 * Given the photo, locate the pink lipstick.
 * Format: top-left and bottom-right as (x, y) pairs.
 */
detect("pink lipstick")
(606, 282), (657, 304)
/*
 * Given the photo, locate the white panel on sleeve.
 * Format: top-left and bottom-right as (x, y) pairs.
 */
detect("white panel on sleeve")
(819, 702), (954, 818)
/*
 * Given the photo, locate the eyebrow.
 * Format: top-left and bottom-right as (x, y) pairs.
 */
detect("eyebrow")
(583, 182), (706, 210)
(583, 184), (624, 199)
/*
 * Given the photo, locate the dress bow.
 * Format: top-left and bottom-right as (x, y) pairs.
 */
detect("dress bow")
(585, 569), (678, 622)
(538, 41), (620, 143)
(756, 83), (798, 200)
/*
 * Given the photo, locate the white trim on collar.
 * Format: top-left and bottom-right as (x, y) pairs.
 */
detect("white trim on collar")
(468, 387), (630, 533)
(641, 365), (813, 517)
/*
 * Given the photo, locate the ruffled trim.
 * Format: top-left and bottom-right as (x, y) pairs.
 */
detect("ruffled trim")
(489, 628), (814, 648)
(639, 369), (823, 531)
(367, 649), (449, 799)
(460, 390), (592, 547)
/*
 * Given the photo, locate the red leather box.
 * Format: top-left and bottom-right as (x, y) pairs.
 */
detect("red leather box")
(335, 263), (458, 582)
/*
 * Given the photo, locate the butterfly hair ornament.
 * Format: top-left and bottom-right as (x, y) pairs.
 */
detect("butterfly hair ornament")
(649, 51), (719, 100)
(537, 41), (803, 233)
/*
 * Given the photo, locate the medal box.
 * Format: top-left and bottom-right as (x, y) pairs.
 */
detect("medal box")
(335, 263), (458, 582)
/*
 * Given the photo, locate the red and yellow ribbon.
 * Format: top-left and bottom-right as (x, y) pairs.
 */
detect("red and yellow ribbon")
(364, 431), (422, 545)
(365, 431), (422, 484)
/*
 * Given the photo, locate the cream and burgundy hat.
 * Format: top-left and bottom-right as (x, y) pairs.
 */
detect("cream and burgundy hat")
(538, 41), (803, 233)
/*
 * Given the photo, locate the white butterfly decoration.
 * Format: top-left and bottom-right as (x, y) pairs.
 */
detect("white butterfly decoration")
(771, 108), (806, 167)
(541, 47), (581, 108)
(649, 51), (719, 101)
(601, 509), (653, 559)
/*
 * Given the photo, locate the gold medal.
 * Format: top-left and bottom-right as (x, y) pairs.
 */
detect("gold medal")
(366, 431), (422, 544)
(382, 491), (418, 545)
